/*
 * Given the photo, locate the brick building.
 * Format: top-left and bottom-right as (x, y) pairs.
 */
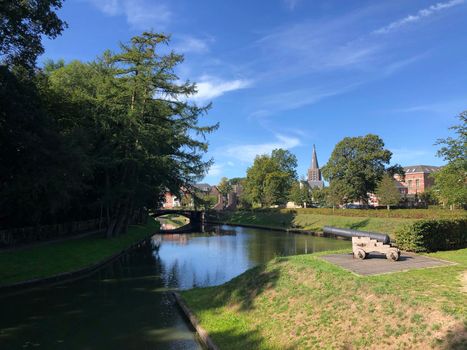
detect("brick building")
(162, 192), (182, 209)
(162, 183), (234, 210)
(368, 165), (440, 207)
(394, 165), (440, 195)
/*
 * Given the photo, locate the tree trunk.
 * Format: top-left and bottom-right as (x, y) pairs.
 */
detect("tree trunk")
(106, 201), (121, 238)
(98, 201), (103, 230)
(387, 205), (390, 211)
(114, 196), (130, 236)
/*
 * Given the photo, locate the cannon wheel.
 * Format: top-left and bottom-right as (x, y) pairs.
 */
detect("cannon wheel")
(354, 248), (366, 260)
(386, 249), (399, 262)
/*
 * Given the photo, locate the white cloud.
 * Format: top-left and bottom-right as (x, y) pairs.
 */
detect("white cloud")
(206, 163), (223, 177)
(390, 148), (432, 163)
(254, 10), (382, 76)
(283, 0), (301, 11)
(174, 35), (213, 54)
(224, 134), (300, 163)
(374, 0), (465, 34)
(91, 0), (119, 15)
(193, 76), (252, 101)
(252, 83), (361, 117)
(86, 0), (171, 29)
(392, 98), (467, 115)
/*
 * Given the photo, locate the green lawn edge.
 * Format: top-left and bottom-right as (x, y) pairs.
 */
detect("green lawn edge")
(181, 248), (467, 350)
(209, 210), (417, 238)
(0, 218), (160, 286)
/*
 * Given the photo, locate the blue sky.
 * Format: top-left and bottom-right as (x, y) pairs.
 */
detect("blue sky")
(42, 0), (467, 184)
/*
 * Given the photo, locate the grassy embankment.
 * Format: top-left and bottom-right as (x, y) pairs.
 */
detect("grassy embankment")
(182, 248), (467, 349)
(0, 218), (159, 286)
(208, 208), (467, 238)
(157, 214), (190, 228)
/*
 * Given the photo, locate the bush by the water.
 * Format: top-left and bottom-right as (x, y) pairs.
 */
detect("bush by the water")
(395, 219), (467, 252)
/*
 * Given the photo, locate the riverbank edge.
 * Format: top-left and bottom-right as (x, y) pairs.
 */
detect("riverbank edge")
(0, 220), (158, 294)
(172, 291), (219, 350)
(180, 248), (467, 349)
(205, 220), (350, 240)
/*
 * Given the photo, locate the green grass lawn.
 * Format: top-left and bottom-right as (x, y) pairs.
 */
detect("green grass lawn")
(156, 214), (190, 228)
(0, 218), (159, 286)
(209, 210), (415, 237)
(182, 248), (467, 350)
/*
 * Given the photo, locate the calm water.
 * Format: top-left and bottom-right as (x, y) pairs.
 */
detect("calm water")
(0, 224), (349, 349)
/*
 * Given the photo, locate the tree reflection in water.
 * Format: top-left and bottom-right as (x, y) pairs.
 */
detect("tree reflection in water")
(0, 224), (349, 349)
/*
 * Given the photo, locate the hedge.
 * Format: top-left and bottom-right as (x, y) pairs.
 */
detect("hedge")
(395, 219), (467, 252)
(217, 208), (466, 220)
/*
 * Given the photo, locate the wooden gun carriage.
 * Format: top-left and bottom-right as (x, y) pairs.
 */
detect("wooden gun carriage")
(323, 226), (400, 261)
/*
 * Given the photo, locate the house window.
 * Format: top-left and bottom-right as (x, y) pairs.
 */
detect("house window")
(415, 179), (420, 189)
(408, 180), (412, 188)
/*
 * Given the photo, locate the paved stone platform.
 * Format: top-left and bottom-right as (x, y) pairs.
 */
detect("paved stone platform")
(321, 252), (456, 276)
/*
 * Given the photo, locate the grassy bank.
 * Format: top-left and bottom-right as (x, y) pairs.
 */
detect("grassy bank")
(0, 218), (159, 286)
(208, 210), (419, 237)
(182, 248), (467, 349)
(292, 208), (466, 219)
(156, 214), (190, 228)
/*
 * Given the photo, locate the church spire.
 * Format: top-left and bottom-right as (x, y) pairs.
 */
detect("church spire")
(307, 144), (324, 189)
(311, 144), (319, 169)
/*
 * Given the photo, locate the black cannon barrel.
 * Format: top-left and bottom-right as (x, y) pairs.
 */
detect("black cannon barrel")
(323, 226), (390, 244)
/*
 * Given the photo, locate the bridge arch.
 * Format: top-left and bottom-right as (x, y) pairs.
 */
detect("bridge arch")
(151, 210), (204, 225)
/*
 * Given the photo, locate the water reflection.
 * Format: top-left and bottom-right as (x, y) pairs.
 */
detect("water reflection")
(153, 224), (349, 290)
(156, 215), (191, 231)
(0, 224), (350, 349)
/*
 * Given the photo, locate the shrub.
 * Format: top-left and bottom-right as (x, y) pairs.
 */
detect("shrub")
(395, 219), (467, 252)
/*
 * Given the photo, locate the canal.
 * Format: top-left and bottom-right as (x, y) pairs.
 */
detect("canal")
(0, 223), (350, 349)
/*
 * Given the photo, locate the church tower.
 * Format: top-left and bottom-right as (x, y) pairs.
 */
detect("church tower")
(307, 145), (324, 189)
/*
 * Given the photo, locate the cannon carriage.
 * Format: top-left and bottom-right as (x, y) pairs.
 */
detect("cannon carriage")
(323, 226), (400, 261)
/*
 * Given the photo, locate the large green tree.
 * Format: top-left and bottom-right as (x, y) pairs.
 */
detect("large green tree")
(218, 177), (233, 204)
(289, 181), (312, 207)
(375, 174), (401, 210)
(0, 1), (70, 229)
(1, 32), (217, 238)
(433, 112), (467, 208)
(244, 149), (297, 207)
(321, 134), (394, 204)
(0, 0), (66, 68)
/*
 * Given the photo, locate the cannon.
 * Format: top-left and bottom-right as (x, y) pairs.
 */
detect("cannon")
(323, 226), (400, 261)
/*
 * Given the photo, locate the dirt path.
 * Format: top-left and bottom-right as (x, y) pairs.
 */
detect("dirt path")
(461, 270), (467, 293)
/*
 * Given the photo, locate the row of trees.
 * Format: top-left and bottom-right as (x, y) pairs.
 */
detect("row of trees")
(238, 117), (466, 209)
(0, 3), (216, 235)
(238, 134), (402, 208)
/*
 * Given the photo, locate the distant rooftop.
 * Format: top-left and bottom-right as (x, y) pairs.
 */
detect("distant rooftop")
(194, 183), (212, 191)
(403, 165), (441, 174)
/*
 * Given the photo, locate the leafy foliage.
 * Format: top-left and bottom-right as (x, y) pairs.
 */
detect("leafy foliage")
(322, 134), (396, 204)
(433, 112), (467, 208)
(288, 181), (312, 207)
(435, 112), (467, 163)
(243, 149), (297, 207)
(375, 174), (402, 209)
(0, 1), (66, 68)
(0, 32), (217, 238)
(419, 189), (439, 206)
(395, 219), (467, 252)
(218, 177), (233, 202)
